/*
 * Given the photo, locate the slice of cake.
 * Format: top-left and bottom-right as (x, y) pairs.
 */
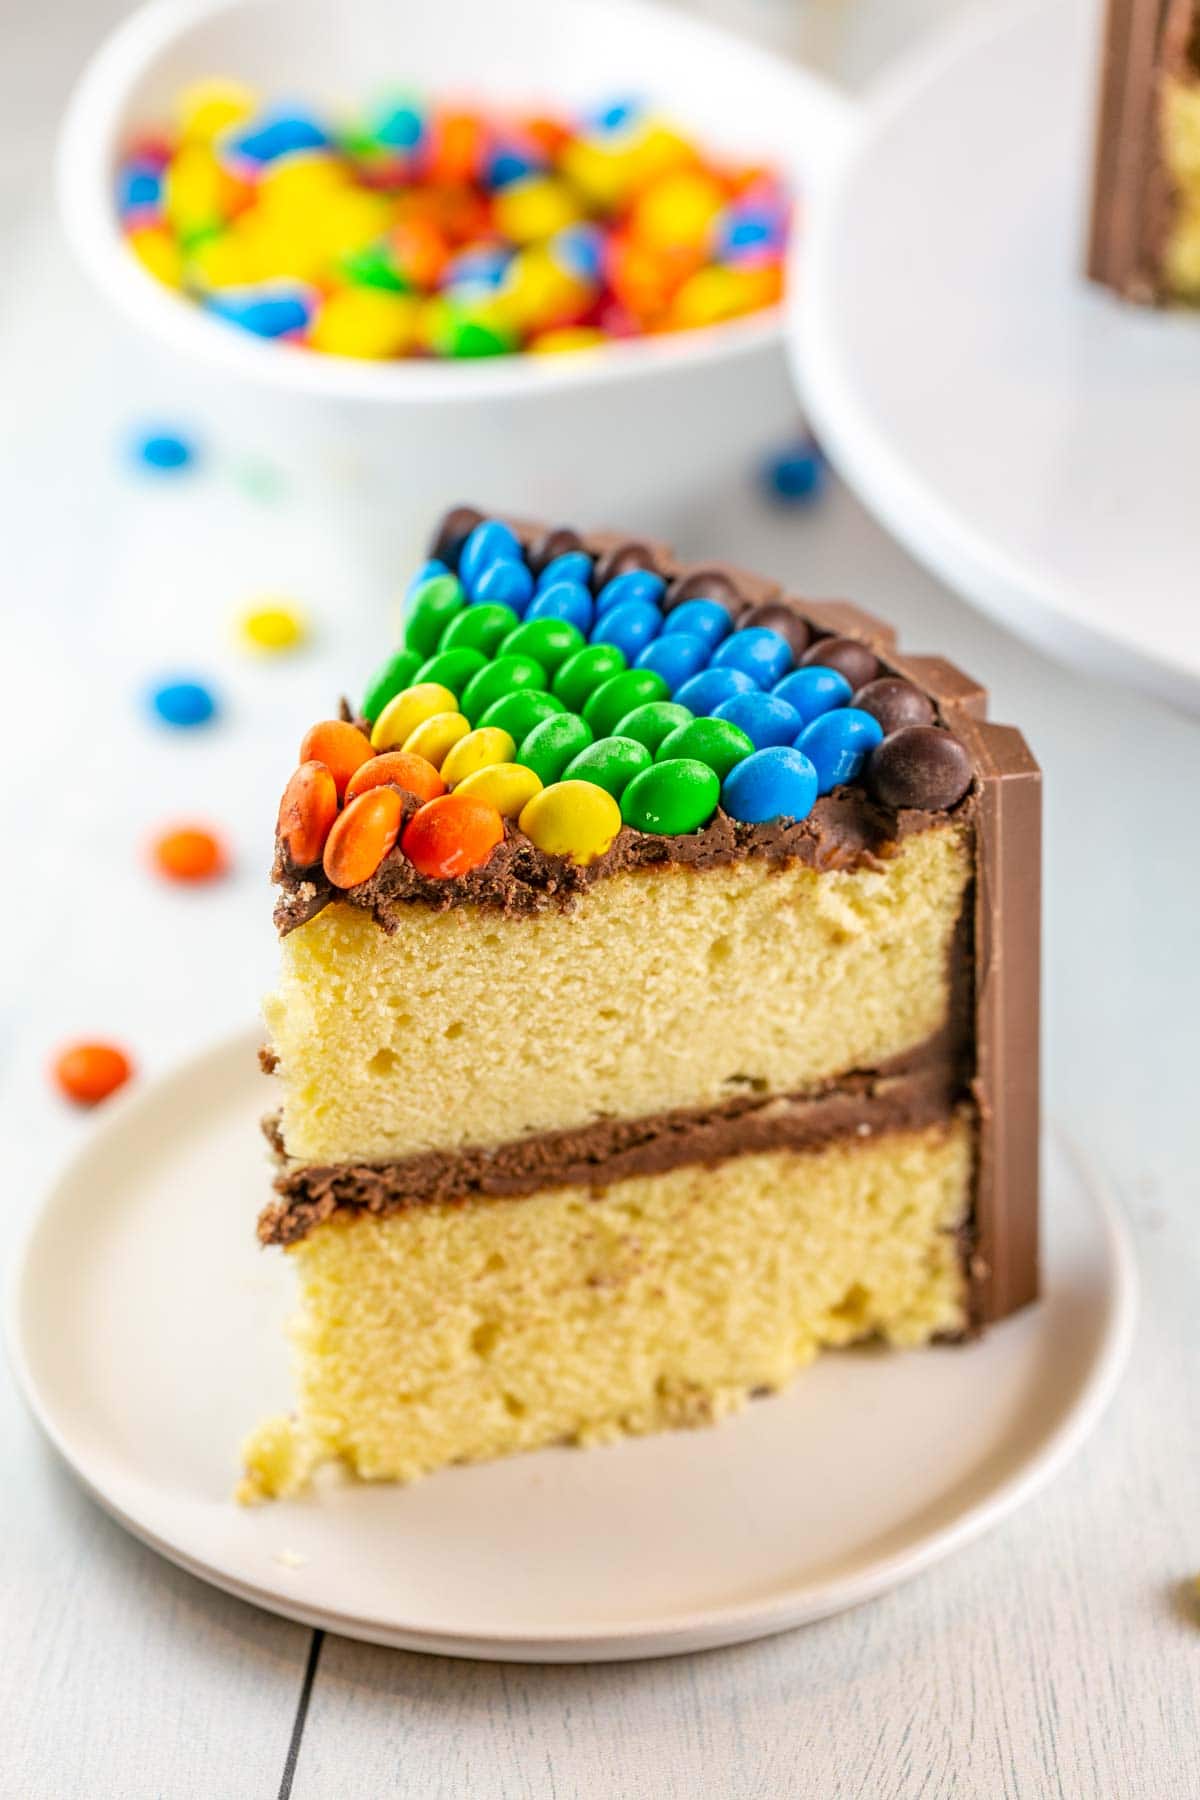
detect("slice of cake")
(241, 507), (1040, 1501)
(1088, 0), (1200, 301)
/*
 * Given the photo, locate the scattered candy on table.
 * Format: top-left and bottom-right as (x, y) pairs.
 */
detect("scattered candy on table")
(238, 599), (308, 653)
(151, 824), (229, 882)
(271, 512), (973, 889)
(115, 84), (791, 360)
(148, 676), (218, 728)
(52, 1041), (134, 1107)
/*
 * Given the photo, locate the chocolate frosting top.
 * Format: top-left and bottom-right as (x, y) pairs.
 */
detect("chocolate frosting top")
(274, 790), (962, 933)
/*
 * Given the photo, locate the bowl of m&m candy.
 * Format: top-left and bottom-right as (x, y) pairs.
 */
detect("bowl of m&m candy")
(59, 0), (847, 526)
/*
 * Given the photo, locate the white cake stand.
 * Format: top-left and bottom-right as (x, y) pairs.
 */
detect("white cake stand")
(793, 0), (1200, 713)
(8, 1029), (1135, 1662)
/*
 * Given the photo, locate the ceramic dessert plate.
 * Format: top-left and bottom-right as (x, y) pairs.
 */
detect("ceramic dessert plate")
(795, 0), (1200, 713)
(8, 1028), (1134, 1661)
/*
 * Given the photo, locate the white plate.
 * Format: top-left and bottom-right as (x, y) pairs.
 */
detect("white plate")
(793, 0), (1200, 713)
(8, 1028), (1135, 1662)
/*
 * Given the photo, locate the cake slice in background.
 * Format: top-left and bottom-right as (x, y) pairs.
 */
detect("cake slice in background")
(1088, 0), (1200, 301)
(241, 509), (1040, 1502)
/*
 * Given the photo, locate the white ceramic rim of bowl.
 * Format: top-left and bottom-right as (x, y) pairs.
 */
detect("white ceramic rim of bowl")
(57, 0), (850, 406)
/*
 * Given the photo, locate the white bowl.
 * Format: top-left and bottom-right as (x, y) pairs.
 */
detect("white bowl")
(58, 0), (849, 545)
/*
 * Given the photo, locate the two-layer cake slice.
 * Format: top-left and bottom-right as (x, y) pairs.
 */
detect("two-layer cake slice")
(241, 508), (1040, 1501)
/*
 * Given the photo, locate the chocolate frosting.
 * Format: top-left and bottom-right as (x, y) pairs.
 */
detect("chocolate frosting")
(273, 791), (961, 934)
(259, 1065), (965, 1248)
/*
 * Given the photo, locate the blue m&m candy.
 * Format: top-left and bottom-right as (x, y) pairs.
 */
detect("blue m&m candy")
(133, 429), (196, 473)
(459, 519), (523, 588)
(797, 707), (883, 795)
(674, 666), (756, 715)
(537, 551), (593, 592)
(210, 288), (312, 338)
(228, 110), (329, 165)
(119, 163), (163, 213)
(528, 580), (594, 634)
(635, 632), (710, 693)
(471, 557), (533, 612)
(712, 689), (802, 750)
(662, 599), (731, 649)
(762, 438), (826, 505)
(712, 626), (793, 690)
(595, 568), (666, 615)
(773, 665), (852, 724)
(722, 746), (818, 824)
(148, 677), (217, 729)
(595, 598), (661, 661)
(406, 557), (449, 597)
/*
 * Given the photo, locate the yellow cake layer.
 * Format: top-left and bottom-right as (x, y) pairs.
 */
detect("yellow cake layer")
(1163, 76), (1200, 298)
(240, 1116), (971, 1499)
(264, 824), (971, 1165)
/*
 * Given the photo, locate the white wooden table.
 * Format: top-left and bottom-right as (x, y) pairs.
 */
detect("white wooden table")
(3, 3), (1199, 1794)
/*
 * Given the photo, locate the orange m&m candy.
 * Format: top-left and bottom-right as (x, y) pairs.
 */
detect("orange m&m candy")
(344, 750), (445, 805)
(151, 824), (227, 882)
(53, 1041), (134, 1107)
(298, 719), (373, 797)
(323, 786), (404, 888)
(401, 791), (504, 880)
(277, 760), (339, 866)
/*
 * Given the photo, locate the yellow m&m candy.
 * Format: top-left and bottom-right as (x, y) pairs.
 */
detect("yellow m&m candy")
(310, 287), (419, 359)
(402, 710), (471, 769)
(518, 780), (621, 867)
(239, 600), (307, 654)
(370, 683), (459, 750)
(455, 762), (543, 817)
(440, 726), (517, 788)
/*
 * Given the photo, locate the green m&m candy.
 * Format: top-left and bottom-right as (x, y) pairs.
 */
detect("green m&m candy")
(416, 646), (488, 695)
(622, 758), (720, 835)
(552, 643), (626, 714)
(440, 602), (519, 658)
(583, 669), (670, 739)
(518, 713), (594, 785)
(564, 734), (652, 799)
(403, 573), (465, 658)
(615, 700), (693, 755)
(460, 654), (546, 723)
(479, 689), (566, 740)
(501, 617), (585, 676)
(657, 716), (755, 782)
(361, 647), (422, 723)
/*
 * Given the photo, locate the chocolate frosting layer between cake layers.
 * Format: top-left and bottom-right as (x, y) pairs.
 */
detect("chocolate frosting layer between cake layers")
(258, 1064), (965, 1248)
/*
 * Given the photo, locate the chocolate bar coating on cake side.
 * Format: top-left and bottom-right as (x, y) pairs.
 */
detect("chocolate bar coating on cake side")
(1088, 0), (1200, 300)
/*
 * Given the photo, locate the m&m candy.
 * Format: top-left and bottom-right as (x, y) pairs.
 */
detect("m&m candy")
(151, 824), (228, 882)
(149, 677), (217, 729)
(116, 86), (791, 361)
(721, 746), (818, 824)
(52, 1042), (134, 1107)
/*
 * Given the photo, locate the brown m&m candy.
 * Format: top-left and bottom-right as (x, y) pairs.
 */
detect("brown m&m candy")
(592, 539), (658, 589)
(663, 567), (746, 620)
(802, 635), (881, 691)
(430, 505), (485, 567)
(868, 726), (972, 812)
(527, 525), (586, 575)
(738, 600), (812, 659)
(853, 676), (935, 735)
